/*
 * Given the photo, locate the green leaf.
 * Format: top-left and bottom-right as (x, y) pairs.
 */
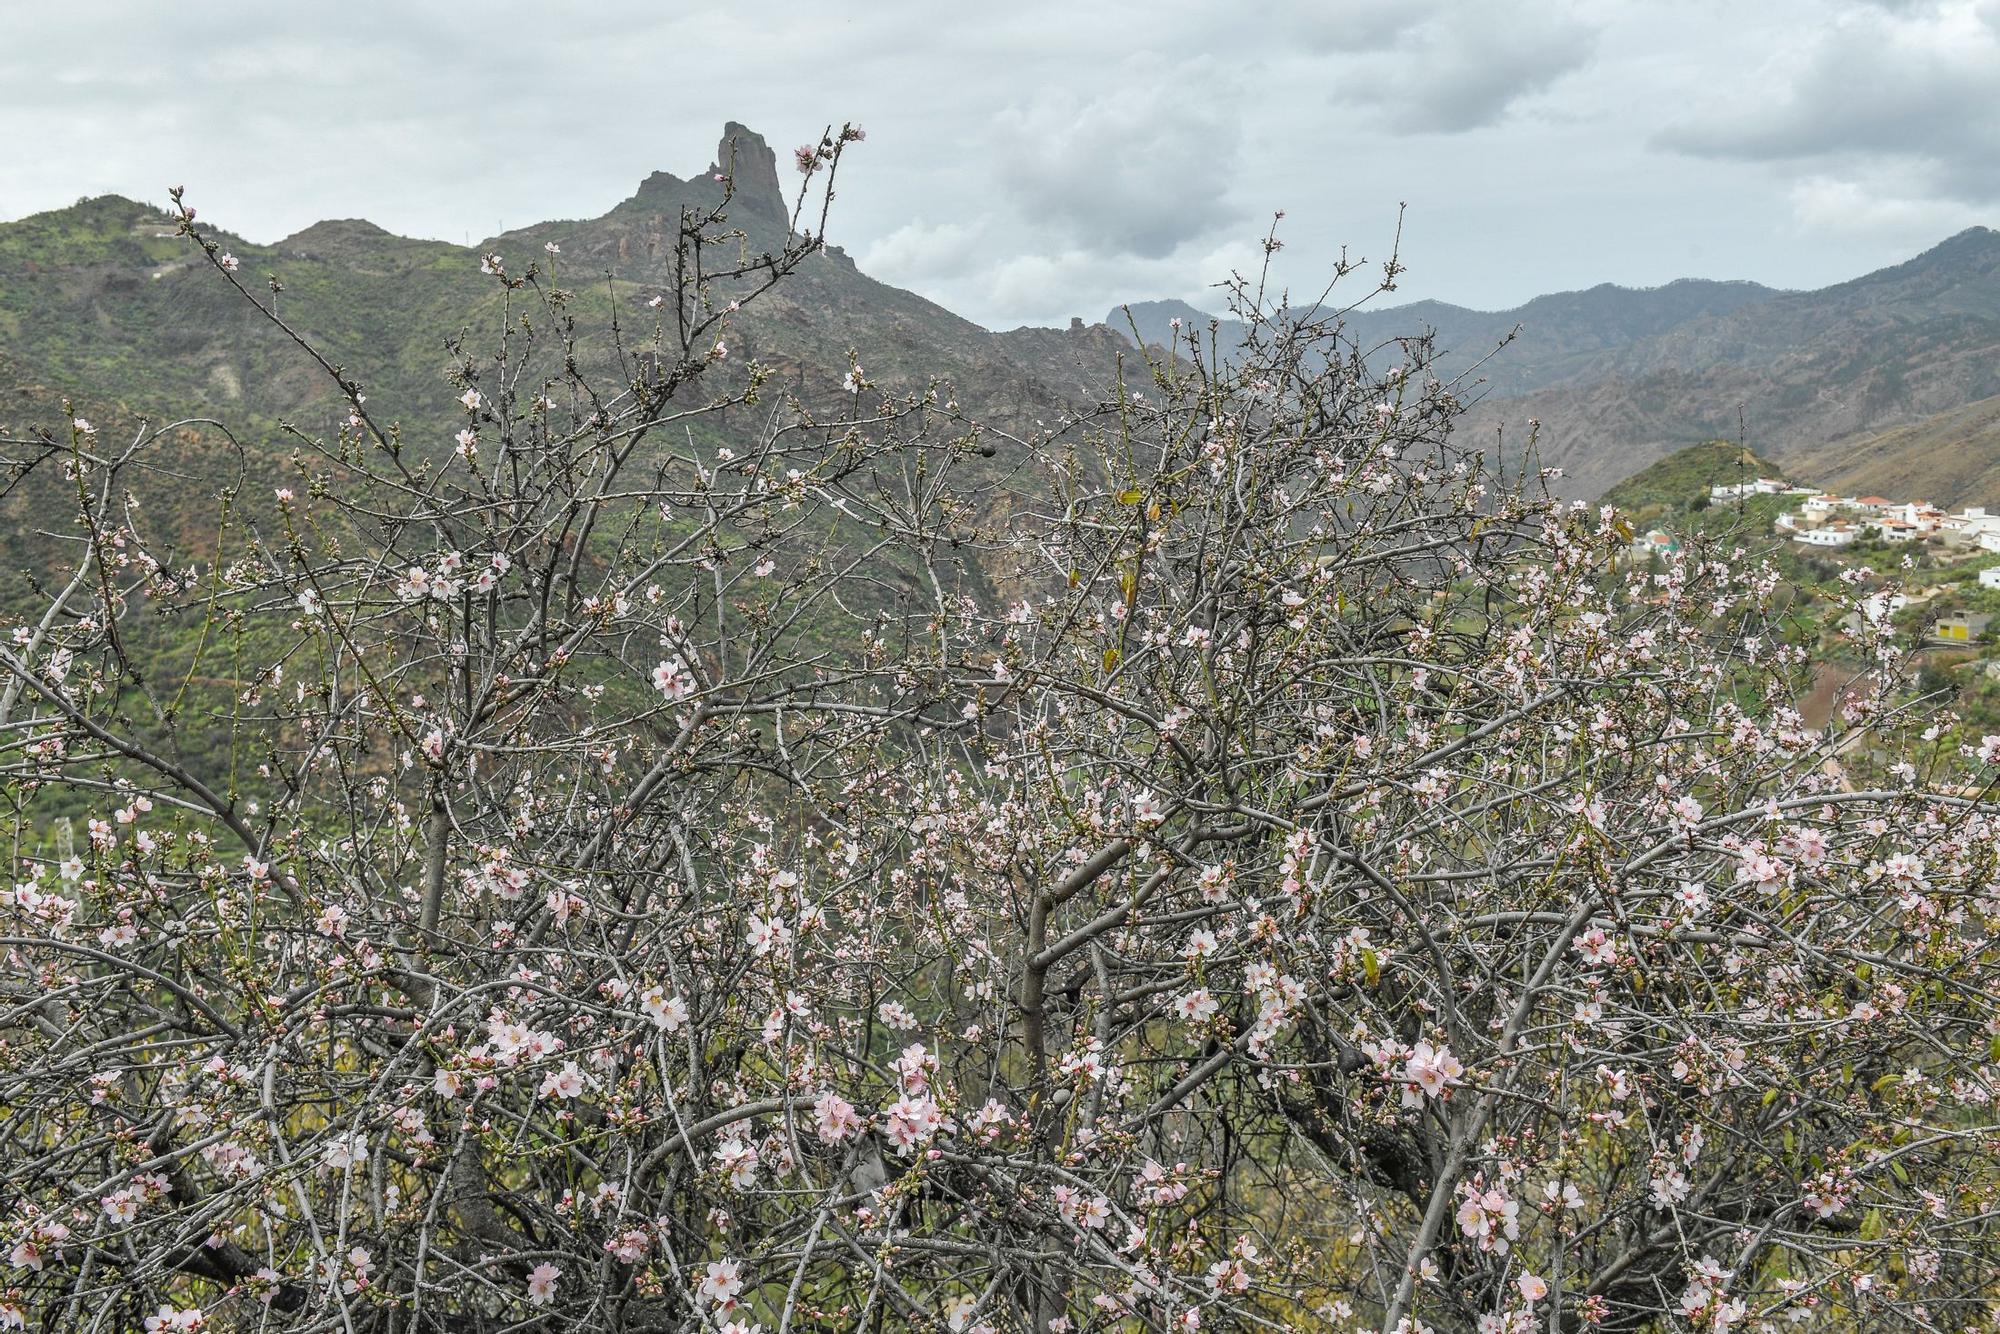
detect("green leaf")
(1117, 488), (1143, 505)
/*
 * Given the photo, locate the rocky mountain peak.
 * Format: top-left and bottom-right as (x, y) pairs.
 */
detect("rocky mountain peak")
(710, 122), (786, 222)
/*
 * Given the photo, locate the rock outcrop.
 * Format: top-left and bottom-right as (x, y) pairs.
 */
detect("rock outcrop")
(710, 121), (787, 223)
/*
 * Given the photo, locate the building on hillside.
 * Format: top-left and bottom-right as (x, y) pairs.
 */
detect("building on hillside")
(1763, 487), (1999, 547)
(1952, 522), (2000, 549)
(1842, 591), (1910, 637)
(1796, 525), (1857, 547)
(1980, 566), (2000, 590)
(1710, 477), (1792, 500)
(1866, 501), (1940, 533)
(1633, 529), (1681, 556)
(1865, 593), (1910, 620)
(1933, 612), (1994, 645)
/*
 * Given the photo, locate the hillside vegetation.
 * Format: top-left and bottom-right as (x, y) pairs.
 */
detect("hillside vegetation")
(1123, 229), (2000, 503)
(15, 126), (2000, 514)
(1453, 227), (2000, 496)
(1599, 438), (1787, 521)
(1783, 391), (2000, 509)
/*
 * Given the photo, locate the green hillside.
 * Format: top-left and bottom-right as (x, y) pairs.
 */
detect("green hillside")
(1601, 439), (1788, 520)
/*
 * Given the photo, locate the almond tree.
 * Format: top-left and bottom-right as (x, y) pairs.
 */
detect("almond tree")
(3, 130), (1999, 1334)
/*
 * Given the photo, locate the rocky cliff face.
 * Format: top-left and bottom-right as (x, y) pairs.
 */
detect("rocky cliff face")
(710, 121), (788, 224)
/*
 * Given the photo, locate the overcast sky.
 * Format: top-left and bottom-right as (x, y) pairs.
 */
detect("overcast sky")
(1, 1), (1994, 330)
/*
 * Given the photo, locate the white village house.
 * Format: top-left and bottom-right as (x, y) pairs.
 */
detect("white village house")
(1712, 478), (1815, 501)
(1773, 488), (2000, 550)
(1794, 524), (1857, 547)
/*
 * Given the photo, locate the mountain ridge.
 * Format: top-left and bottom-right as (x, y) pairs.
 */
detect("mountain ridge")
(1450, 225), (2000, 495)
(1115, 226), (2000, 499)
(1112, 274), (1789, 354)
(0, 124), (1134, 457)
(8, 133), (2000, 508)
(1114, 226), (2000, 359)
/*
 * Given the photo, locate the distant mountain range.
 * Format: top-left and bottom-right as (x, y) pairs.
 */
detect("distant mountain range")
(1110, 277), (1783, 398)
(1114, 226), (2000, 501)
(5, 122), (2000, 510)
(0, 123), (1130, 462)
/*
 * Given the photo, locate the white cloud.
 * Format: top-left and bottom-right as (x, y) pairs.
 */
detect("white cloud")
(1787, 175), (1986, 237)
(859, 220), (989, 285)
(884, 232), (1264, 332)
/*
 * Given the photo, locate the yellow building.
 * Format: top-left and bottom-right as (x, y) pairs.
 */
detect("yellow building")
(1933, 612), (1993, 644)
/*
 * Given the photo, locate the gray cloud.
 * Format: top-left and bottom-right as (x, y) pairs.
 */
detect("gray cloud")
(992, 61), (1245, 259)
(0, 0), (1991, 330)
(1329, 3), (1601, 134)
(1251, 1), (1453, 55)
(1660, 1), (2000, 201)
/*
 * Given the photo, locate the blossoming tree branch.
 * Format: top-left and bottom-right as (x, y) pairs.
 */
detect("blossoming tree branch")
(3, 124), (1998, 1333)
